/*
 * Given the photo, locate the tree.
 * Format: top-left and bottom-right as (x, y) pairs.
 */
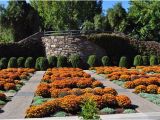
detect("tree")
(94, 14), (104, 31)
(30, 1), (102, 31)
(0, 0), (40, 41)
(106, 2), (127, 32)
(128, 1), (160, 41)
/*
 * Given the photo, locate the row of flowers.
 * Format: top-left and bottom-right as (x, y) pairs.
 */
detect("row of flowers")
(93, 66), (160, 95)
(26, 68), (132, 118)
(0, 68), (35, 91)
(26, 93), (131, 118)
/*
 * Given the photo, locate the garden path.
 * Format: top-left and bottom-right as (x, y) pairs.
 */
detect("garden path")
(84, 70), (160, 113)
(0, 71), (45, 119)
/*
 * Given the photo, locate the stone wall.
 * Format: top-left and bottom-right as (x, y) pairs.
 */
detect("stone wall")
(42, 35), (106, 60)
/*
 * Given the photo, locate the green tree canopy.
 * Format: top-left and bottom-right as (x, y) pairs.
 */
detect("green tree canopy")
(0, 0), (40, 42)
(106, 2), (127, 32)
(30, 0), (102, 31)
(128, 1), (160, 41)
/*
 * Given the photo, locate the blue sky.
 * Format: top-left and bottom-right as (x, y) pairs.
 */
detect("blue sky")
(0, 0), (130, 13)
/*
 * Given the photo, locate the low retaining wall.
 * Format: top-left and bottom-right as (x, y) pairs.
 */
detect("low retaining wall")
(42, 35), (106, 60)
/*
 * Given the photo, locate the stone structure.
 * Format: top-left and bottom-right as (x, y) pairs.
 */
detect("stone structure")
(42, 35), (106, 60)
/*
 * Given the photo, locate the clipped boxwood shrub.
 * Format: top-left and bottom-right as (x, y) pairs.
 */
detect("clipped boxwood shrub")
(150, 55), (158, 66)
(39, 57), (49, 70)
(25, 57), (34, 68)
(8, 57), (17, 68)
(119, 56), (128, 68)
(0, 58), (8, 69)
(57, 56), (67, 67)
(17, 57), (25, 68)
(35, 57), (43, 70)
(87, 55), (97, 67)
(157, 56), (160, 65)
(142, 56), (149, 66)
(69, 54), (81, 68)
(133, 55), (143, 66)
(47, 56), (57, 68)
(101, 56), (110, 66)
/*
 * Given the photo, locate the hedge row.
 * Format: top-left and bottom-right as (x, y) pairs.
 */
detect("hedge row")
(0, 55), (160, 70)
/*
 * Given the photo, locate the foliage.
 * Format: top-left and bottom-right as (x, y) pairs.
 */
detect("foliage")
(30, 1), (102, 31)
(35, 57), (43, 70)
(0, 1), (40, 41)
(0, 27), (14, 43)
(94, 14), (105, 31)
(100, 107), (115, 114)
(87, 55), (97, 67)
(53, 111), (68, 117)
(25, 57), (34, 68)
(81, 20), (94, 33)
(57, 56), (67, 68)
(128, 1), (160, 41)
(142, 56), (149, 66)
(119, 56), (128, 68)
(8, 57), (17, 68)
(101, 56), (110, 66)
(133, 55), (143, 66)
(87, 34), (138, 66)
(69, 54), (81, 68)
(39, 57), (49, 70)
(0, 57), (8, 69)
(47, 56), (57, 68)
(149, 55), (158, 66)
(17, 57), (25, 68)
(106, 2), (127, 32)
(123, 109), (136, 113)
(79, 98), (100, 120)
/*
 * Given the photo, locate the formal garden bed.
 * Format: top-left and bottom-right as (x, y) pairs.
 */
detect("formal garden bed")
(0, 68), (35, 108)
(91, 66), (160, 107)
(25, 68), (136, 118)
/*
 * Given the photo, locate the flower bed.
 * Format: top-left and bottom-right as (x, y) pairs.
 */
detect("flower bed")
(92, 66), (160, 107)
(0, 68), (35, 107)
(26, 68), (135, 118)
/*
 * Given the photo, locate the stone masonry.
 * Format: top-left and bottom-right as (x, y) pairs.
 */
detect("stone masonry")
(42, 35), (106, 60)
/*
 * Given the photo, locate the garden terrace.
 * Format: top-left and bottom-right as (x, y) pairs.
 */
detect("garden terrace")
(0, 68), (35, 107)
(25, 68), (134, 118)
(92, 66), (160, 108)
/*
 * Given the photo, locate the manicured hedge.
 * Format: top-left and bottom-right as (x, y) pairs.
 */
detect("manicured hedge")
(0, 54), (159, 70)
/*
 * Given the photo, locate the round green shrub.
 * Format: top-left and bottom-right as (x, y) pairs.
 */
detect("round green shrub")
(101, 56), (110, 66)
(57, 56), (67, 67)
(119, 56), (128, 68)
(35, 57), (43, 70)
(48, 56), (57, 68)
(0, 58), (8, 69)
(8, 57), (17, 68)
(150, 55), (158, 66)
(17, 57), (25, 68)
(142, 56), (149, 66)
(157, 56), (160, 65)
(87, 55), (97, 67)
(25, 57), (34, 68)
(39, 57), (49, 70)
(100, 107), (115, 114)
(69, 54), (81, 68)
(123, 109), (136, 114)
(133, 55), (143, 66)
